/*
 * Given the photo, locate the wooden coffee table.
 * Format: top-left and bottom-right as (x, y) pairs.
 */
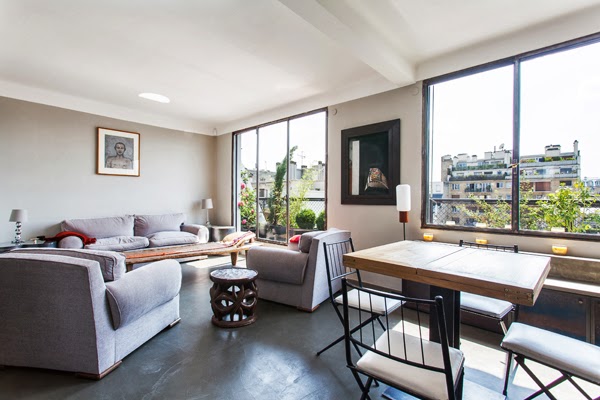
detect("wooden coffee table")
(123, 242), (262, 271)
(209, 268), (258, 328)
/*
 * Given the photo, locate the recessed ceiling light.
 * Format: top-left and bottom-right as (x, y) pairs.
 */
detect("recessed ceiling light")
(138, 92), (170, 103)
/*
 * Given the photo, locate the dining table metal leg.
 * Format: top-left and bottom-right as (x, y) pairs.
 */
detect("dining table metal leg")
(429, 286), (461, 349)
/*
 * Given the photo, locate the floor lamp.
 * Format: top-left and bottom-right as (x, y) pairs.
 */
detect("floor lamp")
(396, 185), (410, 240)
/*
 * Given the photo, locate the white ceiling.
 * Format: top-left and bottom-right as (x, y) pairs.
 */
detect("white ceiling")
(1, 0), (600, 135)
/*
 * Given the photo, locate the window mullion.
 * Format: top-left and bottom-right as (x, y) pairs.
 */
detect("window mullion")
(511, 60), (521, 232)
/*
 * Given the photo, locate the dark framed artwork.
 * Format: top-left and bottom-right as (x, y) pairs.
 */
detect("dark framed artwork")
(97, 127), (140, 177)
(341, 119), (400, 205)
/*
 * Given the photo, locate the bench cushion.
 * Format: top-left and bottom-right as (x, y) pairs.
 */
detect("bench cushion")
(461, 292), (513, 319)
(501, 322), (600, 384)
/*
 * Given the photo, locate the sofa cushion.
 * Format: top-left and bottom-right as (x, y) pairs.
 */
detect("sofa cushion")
(299, 231), (324, 253)
(147, 231), (200, 248)
(134, 213), (185, 237)
(61, 215), (134, 239)
(105, 259), (181, 329)
(10, 248), (126, 281)
(85, 236), (149, 252)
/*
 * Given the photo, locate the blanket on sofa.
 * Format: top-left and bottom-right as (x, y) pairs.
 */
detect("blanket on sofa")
(43, 231), (97, 245)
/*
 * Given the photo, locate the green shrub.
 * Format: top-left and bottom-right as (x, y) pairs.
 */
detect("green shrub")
(315, 211), (325, 230)
(296, 209), (316, 229)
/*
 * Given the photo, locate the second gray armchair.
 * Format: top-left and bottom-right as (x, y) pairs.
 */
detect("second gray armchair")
(245, 229), (351, 311)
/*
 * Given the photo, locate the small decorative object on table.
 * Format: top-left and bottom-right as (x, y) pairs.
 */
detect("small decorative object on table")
(551, 245), (568, 255)
(209, 268), (258, 328)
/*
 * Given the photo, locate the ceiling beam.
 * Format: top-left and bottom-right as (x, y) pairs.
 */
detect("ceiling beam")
(278, 0), (415, 86)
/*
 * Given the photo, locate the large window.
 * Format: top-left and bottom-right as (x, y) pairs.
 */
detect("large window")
(425, 35), (600, 238)
(234, 110), (327, 243)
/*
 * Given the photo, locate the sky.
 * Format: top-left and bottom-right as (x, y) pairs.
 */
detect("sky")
(238, 111), (326, 172)
(430, 39), (600, 182)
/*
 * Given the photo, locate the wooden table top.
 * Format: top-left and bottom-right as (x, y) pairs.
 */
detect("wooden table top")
(343, 241), (551, 306)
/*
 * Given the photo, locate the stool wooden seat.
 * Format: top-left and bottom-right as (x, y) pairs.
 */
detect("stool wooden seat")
(501, 322), (600, 399)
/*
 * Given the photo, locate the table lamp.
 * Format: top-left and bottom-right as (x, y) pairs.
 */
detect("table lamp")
(396, 184), (410, 240)
(9, 209), (28, 244)
(201, 198), (213, 227)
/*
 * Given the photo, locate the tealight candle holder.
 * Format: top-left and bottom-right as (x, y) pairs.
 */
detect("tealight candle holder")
(551, 227), (566, 233)
(445, 221), (456, 226)
(423, 233), (434, 242)
(475, 222), (487, 228)
(475, 238), (488, 245)
(552, 245), (568, 255)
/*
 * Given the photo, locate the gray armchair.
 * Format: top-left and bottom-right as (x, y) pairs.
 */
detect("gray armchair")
(0, 249), (181, 379)
(246, 229), (351, 312)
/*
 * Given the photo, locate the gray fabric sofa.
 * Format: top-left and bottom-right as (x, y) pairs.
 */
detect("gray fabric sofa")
(59, 213), (209, 251)
(0, 248), (181, 378)
(246, 229), (351, 312)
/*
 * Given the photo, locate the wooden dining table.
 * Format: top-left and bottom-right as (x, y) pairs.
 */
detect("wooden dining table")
(343, 240), (551, 348)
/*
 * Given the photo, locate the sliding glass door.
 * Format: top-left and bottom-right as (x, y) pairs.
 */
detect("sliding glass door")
(234, 109), (327, 243)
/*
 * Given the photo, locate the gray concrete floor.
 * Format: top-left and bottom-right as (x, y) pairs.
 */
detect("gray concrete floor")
(0, 259), (597, 400)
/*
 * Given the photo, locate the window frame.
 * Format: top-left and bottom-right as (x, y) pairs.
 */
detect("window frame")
(232, 107), (328, 243)
(421, 32), (600, 241)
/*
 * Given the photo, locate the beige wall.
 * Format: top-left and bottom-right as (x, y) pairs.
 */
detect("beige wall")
(0, 97), (215, 243)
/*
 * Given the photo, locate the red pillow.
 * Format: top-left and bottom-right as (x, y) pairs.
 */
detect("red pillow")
(289, 234), (301, 243)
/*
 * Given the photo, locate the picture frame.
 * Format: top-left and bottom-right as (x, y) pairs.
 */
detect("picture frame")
(97, 127), (140, 177)
(341, 119), (400, 205)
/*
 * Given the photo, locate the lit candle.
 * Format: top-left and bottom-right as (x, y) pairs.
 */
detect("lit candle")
(475, 238), (488, 245)
(552, 245), (568, 255)
(423, 233), (434, 242)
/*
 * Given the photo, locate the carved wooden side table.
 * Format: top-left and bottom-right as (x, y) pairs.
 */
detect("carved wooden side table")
(209, 268), (258, 328)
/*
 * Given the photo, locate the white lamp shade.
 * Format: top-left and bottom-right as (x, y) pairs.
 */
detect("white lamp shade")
(201, 198), (213, 209)
(9, 209), (28, 222)
(396, 185), (411, 212)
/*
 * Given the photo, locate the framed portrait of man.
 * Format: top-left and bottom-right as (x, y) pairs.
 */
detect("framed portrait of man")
(97, 127), (140, 177)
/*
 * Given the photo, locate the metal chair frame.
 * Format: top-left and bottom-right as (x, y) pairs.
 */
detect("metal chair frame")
(316, 238), (386, 357)
(503, 349), (600, 400)
(342, 279), (464, 400)
(458, 240), (518, 334)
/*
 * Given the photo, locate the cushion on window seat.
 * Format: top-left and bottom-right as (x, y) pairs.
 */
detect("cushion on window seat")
(85, 236), (149, 251)
(147, 231), (200, 248)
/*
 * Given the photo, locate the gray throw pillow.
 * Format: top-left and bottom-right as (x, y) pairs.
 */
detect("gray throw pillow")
(134, 213), (186, 237)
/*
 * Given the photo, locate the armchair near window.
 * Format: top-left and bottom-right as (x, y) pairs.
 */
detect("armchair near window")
(245, 229), (351, 312)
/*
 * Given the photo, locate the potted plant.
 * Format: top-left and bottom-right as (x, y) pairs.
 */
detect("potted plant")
(238, 170), (257, 232)
(267, 146), (297, 233)
(295, 209), (316, 230)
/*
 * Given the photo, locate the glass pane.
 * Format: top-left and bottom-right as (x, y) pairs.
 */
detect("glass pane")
(289, 111), (327, 235)
(258, 122), (288, 242)
(427, 66), (514, 228)
(235, 129), (257, 233)
(520, 41), (600, 233)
